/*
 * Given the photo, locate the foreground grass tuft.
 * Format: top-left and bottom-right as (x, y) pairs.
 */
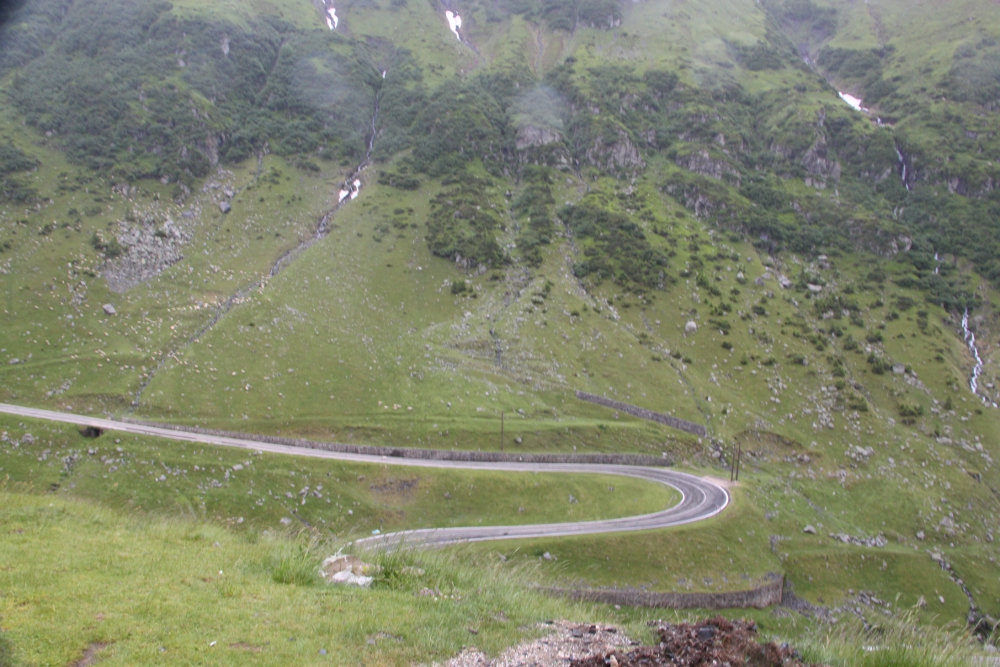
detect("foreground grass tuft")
(799, 611), (983, 667)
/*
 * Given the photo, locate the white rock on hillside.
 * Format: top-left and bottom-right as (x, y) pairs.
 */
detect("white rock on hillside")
(320, 554), (377, 587)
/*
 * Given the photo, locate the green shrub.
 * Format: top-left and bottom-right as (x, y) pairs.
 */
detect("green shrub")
(898, 402), (924, 418)
(91, 230), (122, 258)
(731, 41), (785, 70)
(0, 143), (37, 175)
(561, 204), (671, 290)
(426, 175), (504, 269)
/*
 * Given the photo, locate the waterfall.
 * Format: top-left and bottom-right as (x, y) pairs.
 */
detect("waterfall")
(334, 86), (381, 209)
(962, 309), (995, 407)
(895, 143), (911, 191)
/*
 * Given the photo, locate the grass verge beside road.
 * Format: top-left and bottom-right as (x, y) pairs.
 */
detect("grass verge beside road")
(0, 414), (681, 537)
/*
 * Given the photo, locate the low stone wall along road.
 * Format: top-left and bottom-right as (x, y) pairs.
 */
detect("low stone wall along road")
(0, 403), (730, 549)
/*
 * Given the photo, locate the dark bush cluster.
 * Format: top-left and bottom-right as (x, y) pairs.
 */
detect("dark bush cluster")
(425, 174), (505, 269)
(3, 0), (382, 184)
(560, 204), (670, 289)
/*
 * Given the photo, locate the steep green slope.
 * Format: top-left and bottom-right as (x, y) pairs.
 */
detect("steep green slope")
(0, 0), (999, 635)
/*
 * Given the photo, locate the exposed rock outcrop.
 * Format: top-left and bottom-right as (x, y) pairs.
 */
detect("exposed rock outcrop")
(103, 214), (191, 293)
(801, 137), (841, 185)
(675, 149), (741, 185)
(585, 129), (644, 175)
(516, 124), (570, 167)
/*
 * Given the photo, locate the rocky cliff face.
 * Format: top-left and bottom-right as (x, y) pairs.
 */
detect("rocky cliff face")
(584, 129), (644, 175)
(801, 137), (841, 186)
(675, 149), (741, 185)
(516, 125), (570, 167)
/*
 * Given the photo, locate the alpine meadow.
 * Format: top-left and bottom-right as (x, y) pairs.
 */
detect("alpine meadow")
(2, 0), (1000, 664)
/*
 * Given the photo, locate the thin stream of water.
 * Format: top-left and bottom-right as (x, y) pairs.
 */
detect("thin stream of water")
(962, 309), (996, 407)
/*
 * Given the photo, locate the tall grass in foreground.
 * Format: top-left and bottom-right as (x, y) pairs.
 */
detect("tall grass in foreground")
(0, 490), (583, 666)
(797, 609), (985, 667)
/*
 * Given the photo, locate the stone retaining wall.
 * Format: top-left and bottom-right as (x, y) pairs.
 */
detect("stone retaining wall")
(543, 578), (784, 610)
(575, 391), (707, 437)
(119, 418), (674, 467)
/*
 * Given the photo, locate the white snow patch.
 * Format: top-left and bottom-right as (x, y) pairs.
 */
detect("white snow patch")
(327, 7), (339, 29)
(339, 179), (362, 203)
(446, 10), (462, 39)
(838, 91), (867, 113)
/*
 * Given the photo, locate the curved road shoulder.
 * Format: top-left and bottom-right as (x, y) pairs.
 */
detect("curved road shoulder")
(0, 403), (730, 547)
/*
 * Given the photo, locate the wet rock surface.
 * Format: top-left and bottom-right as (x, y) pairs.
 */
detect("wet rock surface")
(570, 617), (825, 667)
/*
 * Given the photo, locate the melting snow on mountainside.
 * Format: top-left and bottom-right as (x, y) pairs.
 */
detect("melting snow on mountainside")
(446, 11), (461, 39)
(838, 91), (867, 113)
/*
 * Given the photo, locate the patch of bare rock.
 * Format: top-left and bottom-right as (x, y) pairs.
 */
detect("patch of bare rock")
(102, 212), (190, 292)
(441, 621), (632, 667)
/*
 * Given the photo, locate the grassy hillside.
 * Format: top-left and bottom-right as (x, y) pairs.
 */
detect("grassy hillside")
(0, 490), (587, 666)
(0, 0), (999, 645)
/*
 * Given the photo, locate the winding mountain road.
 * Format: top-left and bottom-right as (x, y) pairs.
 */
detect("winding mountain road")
(0, 403), (730, 547)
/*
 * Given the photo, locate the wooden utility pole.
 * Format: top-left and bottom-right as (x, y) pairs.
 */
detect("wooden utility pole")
(500, 411), (504, 452)
(730, 442), (737, 482)
(735, 441), (742, 481)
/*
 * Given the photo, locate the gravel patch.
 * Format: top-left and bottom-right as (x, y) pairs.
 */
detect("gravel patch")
(440, 621), (633, 667)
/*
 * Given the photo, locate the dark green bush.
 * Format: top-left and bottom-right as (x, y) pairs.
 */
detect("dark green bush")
(426, 175), (504, 269)
(560, 204), (671, 289)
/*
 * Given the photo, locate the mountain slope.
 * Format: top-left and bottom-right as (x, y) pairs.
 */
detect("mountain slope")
(0, 0), (999, 633)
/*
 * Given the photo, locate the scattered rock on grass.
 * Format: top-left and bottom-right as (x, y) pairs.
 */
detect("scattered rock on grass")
(828, 532), (887, 548)
(685, 321), (698, 334)
(803, 525), (817, 534)
(102, 304), (116, 315)
(320, 554), (378, 587)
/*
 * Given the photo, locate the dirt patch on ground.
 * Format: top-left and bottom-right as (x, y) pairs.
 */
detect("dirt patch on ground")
(228, 642), (264, 652)
(734, 430), (805, 454)
(66, 642), (109, 667)
(570, 617), (825, 667)
(369, 477), (420, 495)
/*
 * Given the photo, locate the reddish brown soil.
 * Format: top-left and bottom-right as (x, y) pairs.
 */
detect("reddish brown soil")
(570, 617), (826, 667)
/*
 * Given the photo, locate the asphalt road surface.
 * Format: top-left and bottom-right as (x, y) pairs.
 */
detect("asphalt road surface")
(0, 403), (730, 548)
